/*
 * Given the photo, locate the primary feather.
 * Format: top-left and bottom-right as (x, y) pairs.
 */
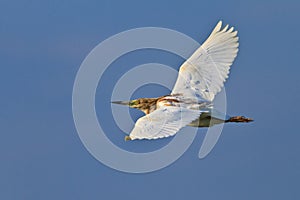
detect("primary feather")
(171, 21), (239, 101)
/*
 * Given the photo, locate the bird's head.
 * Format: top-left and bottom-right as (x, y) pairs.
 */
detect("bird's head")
(112, 98), (157, 114)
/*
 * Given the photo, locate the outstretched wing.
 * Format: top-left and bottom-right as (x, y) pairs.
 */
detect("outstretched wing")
(129, 106), (201, 140)
(172, 21), (239, 101)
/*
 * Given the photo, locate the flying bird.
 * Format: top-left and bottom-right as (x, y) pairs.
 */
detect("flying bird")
(112, 21), (253, 141)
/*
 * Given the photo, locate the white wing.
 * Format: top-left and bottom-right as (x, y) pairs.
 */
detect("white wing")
(172, 21), (239, 101)
(129, 106), (201, 140)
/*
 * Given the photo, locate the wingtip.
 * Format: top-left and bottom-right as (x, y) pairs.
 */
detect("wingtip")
(217, 20), (222, 29)
(124, 135), (132, 141)
(221, 24), (229, 32)
(211, 20), (223, 35)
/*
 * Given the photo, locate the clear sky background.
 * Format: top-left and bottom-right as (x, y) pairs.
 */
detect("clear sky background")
(1, 0), (300, 199)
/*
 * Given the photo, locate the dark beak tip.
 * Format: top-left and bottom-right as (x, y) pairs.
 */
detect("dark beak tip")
(111, 101), (130, 106)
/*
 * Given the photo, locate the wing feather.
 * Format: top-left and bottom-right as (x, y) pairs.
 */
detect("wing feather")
(129, 106), (201, 140)
(171, 21), (239, 101)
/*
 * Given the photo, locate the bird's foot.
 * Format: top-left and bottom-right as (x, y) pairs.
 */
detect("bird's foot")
(227, 116), (253, 123)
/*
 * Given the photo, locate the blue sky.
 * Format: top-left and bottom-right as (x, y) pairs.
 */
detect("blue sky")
(1, 0), (300, 199)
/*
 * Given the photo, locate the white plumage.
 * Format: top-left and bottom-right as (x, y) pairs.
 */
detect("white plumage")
(172, 21), (239, 101)
(121, 21), (243, 140)
(129, 107), (201, 140)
